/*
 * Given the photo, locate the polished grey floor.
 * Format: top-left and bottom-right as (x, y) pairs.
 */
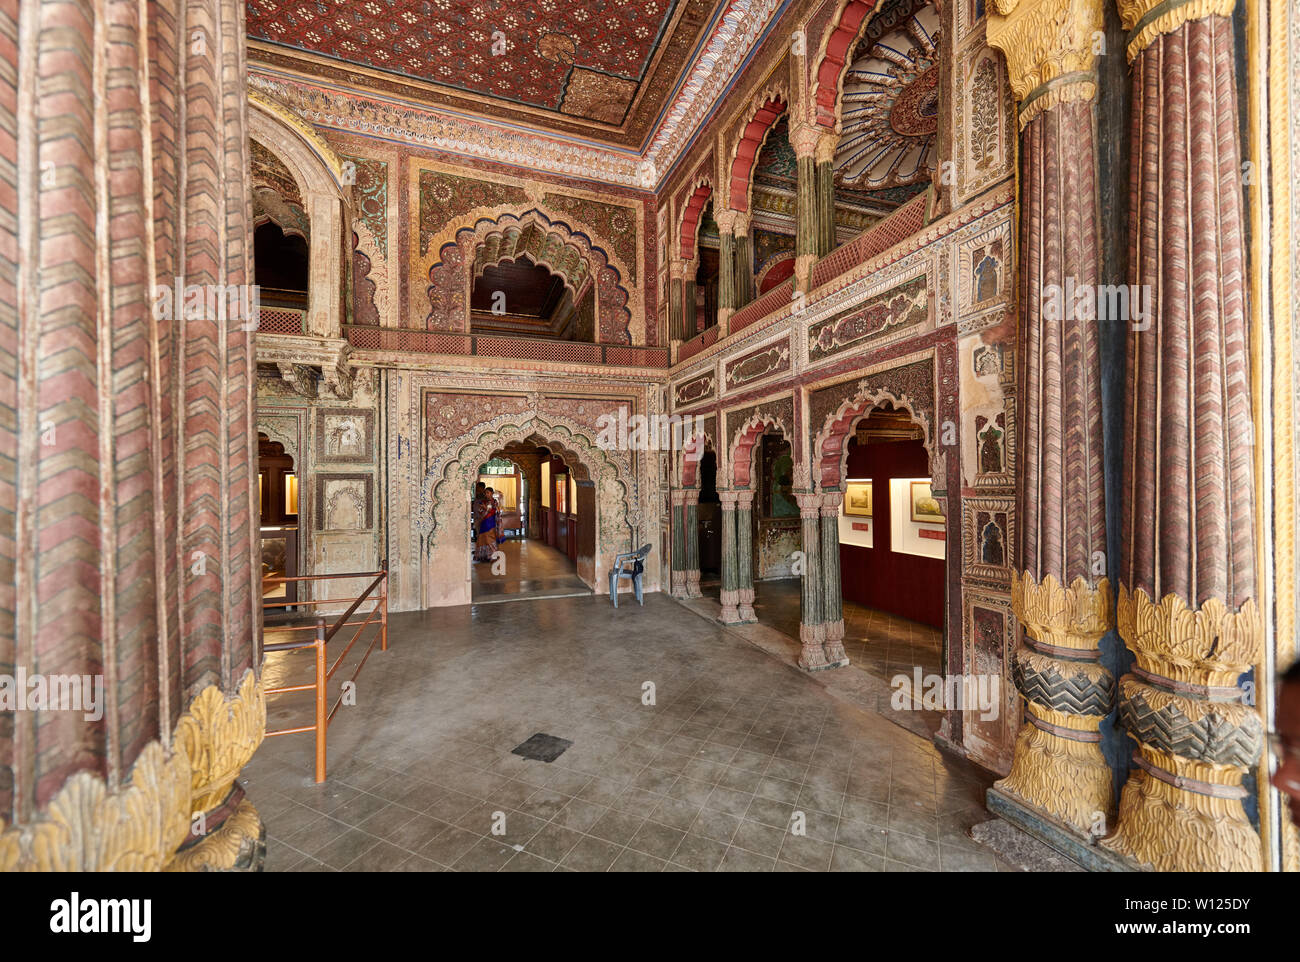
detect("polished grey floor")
(246, 590), (1012, 872)
(471, 538), (589, 603)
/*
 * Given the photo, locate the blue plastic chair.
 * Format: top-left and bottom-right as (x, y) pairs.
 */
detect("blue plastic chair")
(609, 544), (652, 608)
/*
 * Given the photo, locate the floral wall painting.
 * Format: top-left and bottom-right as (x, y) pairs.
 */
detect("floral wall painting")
(844, 480), (873, 518)
(910, 479), (944, 523)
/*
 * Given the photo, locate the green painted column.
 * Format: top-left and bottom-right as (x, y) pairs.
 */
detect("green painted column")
(719, 492), (740, 624)
(795, 491), (827, 670)
(718, 230), (736, 320)
(670, 491), (687, 598)
(684, 490), (701, 598)
(816, 160), (836, 256)
(668, 263), (684, 342)
(736, 489), (756, 622)
(734, 227), (754, 307)
(820, 492), (848, 666)
(684, 278), (697, 337)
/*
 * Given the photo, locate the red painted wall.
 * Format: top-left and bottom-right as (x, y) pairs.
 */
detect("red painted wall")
(839, 438), (945, 628)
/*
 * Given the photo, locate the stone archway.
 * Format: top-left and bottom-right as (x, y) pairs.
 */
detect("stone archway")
(815, 385), (941, 493)
(422, 413), (633, 608)
(249, 92), (352, 339)
(426, 208), (634, 344)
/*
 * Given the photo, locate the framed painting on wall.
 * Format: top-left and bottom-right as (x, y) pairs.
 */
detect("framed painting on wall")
(844, 480), (873, 517)
(910, 480), (945, 524)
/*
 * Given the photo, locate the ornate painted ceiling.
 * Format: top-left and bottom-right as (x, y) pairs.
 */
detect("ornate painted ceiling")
(246, 0), (722, 149)
(835, 0), (940, 191)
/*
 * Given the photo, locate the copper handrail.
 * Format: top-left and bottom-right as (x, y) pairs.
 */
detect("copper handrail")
(262, 563), (389, 782)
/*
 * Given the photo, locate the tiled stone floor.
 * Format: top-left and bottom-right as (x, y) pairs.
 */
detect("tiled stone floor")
(471, 538), (589, 603)
(247, 592), (1013, 872)
(707, 579), (946, 734)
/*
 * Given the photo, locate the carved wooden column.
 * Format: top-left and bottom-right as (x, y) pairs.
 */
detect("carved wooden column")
(684, 489), (702, 598)
(795, 491), (828, 670)
(790, 121), (820, 293)
(719, 492), (742, 624)
(684, 270), (698, 337)
(815, 132), (838, 256)
(0, 0), (264, 871)
(985, 0), (1116, 840)
(670, 489), (688, 598)
(669, 260), (685, 342)
(715, 209), (738, 327)
(820, 491), (849, 666)
(734, 212), (755, 307)
(736, 489), (757, 622)
(1100, 0), (1265, 873)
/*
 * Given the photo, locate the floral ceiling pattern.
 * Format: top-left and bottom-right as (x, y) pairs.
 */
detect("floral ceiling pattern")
(246, 0), (721, 148)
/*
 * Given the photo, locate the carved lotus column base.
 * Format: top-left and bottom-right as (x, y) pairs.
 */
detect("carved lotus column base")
(166, 786), (266, 872)
(686, 569), (702, 598)
(1100, 746), (1262, 872)
(671, 573), (688, 600)
(798, 622), (831, 671)
(737, 592), (757, 623)
(995, 702), (1112, 837)
(719, 588), (742, 625)
(821, 619), (849, 667)
(1105, 586), (1265, 871)
(998, 572), (1116, 836)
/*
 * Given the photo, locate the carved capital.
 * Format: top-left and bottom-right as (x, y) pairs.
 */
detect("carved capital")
(1116, 585), (1262, 690)
(820, 490), (844, 515)
(713, 208), (740, 235)
(987, 0), (1105, 127)
(788, 120), (822, 158)
(1011, 571), (1114, 651)
(1116, 0), (1236, 60)
(814, 131), (839, 166)
(735, 488), (755, 511)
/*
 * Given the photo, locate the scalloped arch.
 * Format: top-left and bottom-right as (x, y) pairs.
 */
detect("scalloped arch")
(728, 88), (788, 213)
(728, 411), (793, 488)
(426, 208), (632, 342)
(814, 386), (938, 491)
(678, 177), (714, 263)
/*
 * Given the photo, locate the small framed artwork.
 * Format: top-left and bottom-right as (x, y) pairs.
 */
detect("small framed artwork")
(844, 480), (873, 518)
(910, 480), (945, 524)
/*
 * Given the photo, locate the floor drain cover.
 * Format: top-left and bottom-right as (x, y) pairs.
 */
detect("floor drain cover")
(511, 733), (572, 763)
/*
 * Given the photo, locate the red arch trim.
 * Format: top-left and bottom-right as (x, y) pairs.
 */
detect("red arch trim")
(729, 98), (786, 212)
(813, 0), (877, 128)
(731, 418), (788, 488)
(679, 183), (713, 261)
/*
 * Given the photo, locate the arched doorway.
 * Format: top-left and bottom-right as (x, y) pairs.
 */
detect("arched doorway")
(470, 449), (589, 603)
(257, 432), (300, 609)
(424, 415), (632, 609)
(836, 405), (946, 732)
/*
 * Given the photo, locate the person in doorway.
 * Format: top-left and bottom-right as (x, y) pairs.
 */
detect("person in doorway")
(475, 485), (498, 563)
(1271, 660), (1300, 826)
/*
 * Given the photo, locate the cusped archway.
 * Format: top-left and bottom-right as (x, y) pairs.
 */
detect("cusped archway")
(423, 413), (637, 607)
(427, 209), (632, 344)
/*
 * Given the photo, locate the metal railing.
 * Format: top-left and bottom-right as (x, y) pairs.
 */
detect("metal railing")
(261, 565), (389, 783)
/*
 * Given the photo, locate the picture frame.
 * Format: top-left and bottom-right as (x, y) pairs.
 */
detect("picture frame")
(910, 479), (945, 524)
(844, 480), (873, 518)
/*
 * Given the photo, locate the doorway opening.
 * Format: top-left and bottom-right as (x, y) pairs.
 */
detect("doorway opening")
(836, 404), (946, 735)
(470, 441), (591, 604)
(258, 432), (300, 609)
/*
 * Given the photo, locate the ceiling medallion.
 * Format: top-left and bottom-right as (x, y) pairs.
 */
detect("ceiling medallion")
(889, 64), (939, 137)
(537, 33), (578, 65)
